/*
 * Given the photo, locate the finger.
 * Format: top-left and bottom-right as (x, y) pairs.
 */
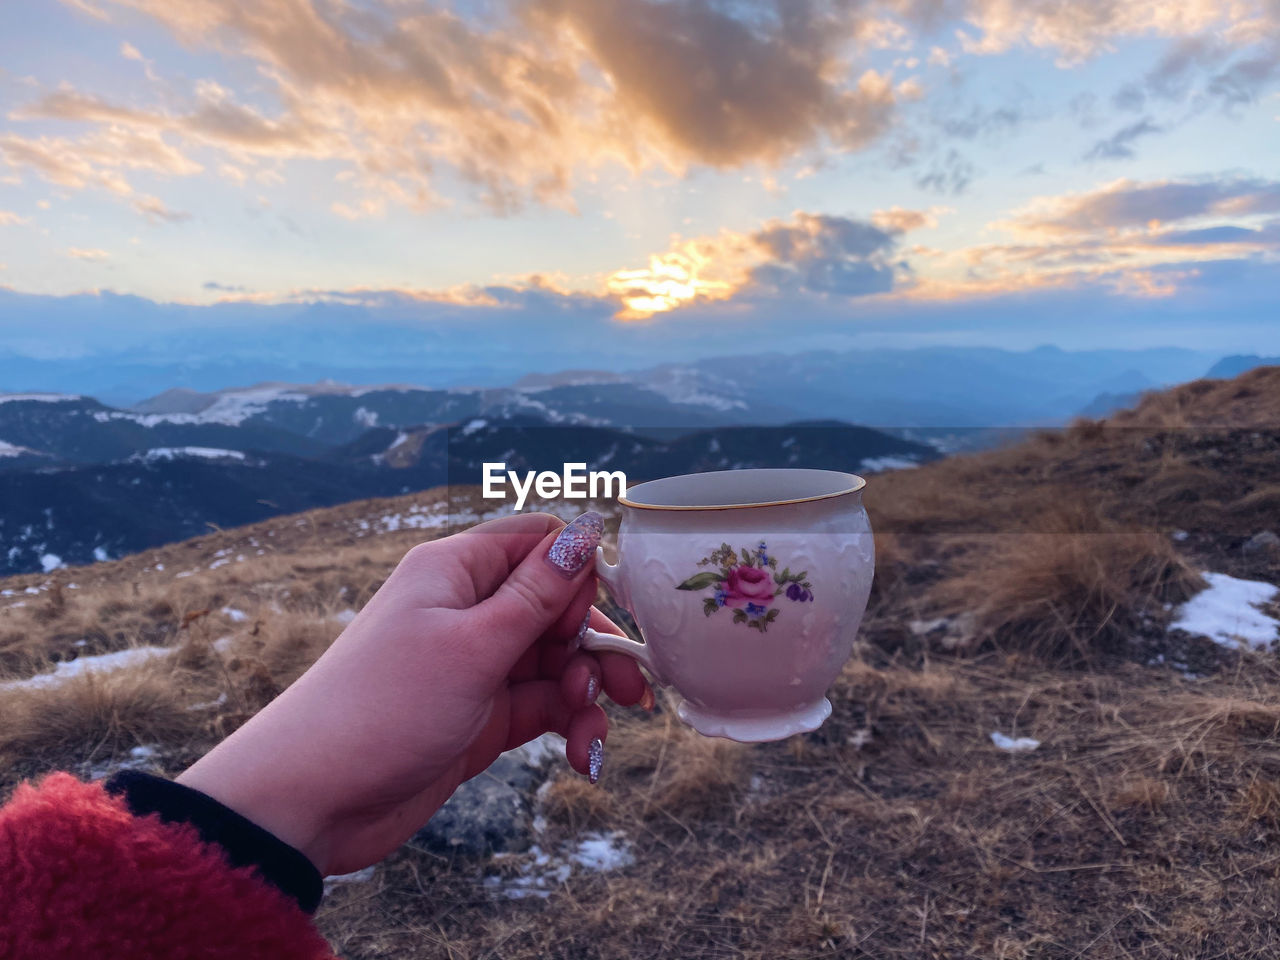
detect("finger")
(433, 512), (566, 605)
(565, 704), (608, 782)
(560, 651), (602, 710)
(545, 579), (598, 647)
(599, 651), (650, 708)
(503, 680), (574, 750)
(578, 608), (650, 707)
(471, 512), (604, 670)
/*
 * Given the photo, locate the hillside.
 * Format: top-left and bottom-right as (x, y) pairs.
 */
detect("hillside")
(0, 395), (935, 574)
(2, 368), (1279, 957)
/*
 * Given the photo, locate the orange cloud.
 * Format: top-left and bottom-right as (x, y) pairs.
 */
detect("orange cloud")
(67, 247), (110, 261)
(606, 210), (905, 318)
(29, 0), (906, 218)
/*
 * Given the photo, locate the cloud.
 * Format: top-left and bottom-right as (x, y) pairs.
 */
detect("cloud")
(35, 0), (905, 215)
(953, 0), (1266, 65)
(914, 175), (1280, 303)
(914, 149), (975, 195)
(67, 247), (110, 261)
(871, 206), (946, 232)
(0, 211), (30, 226)
(203, 281), (248, 293)
(132, 194), (191, 223)
(606, 210), (904, 317)
(120, 41), (143, 60)
(1007, 177), (1280, 234)
(1083, 117), (1164, 160)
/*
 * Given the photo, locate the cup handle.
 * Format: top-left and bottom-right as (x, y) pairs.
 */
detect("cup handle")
(580, 546), (665, 685)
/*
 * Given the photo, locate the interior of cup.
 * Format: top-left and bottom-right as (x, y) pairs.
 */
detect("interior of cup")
(620, 468), (864, 509)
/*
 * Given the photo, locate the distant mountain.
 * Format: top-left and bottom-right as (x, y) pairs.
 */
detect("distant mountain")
(0, 394), (327, 468)
(0, 416), (934, 575)
(1076, 391), (1145, 419)
(1205, 356), (1280, 380)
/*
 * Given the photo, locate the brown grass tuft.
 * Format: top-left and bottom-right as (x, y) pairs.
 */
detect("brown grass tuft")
(940, 505), (1204, 664)
(0, 664), (201, 786)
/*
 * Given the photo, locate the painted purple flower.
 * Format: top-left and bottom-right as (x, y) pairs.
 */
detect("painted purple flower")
(745, 602), (769, 617)
(786, 583), (813, 602)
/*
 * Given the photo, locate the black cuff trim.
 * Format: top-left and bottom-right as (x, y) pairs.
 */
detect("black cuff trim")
(104, 770), (324, 914)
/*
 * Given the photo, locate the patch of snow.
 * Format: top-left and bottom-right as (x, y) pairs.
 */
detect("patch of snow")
(175, 570), (195, 578)
(332, 608), (357, 624)
(860, 455), (920, 473)
(379, 512), (449, 533)
(352, 406), (379, 428)
(189, 692), (229, 711)
(137, 447), (246, 462)
(93, 546), (110, 562)
(39, 553), (63, 573)
(639, 366), (746, 411)
(0, 393), (80, 403)
(484, 830), (634, 900)
(325, 866), (376, 886)
(111, 386), (308, 427)
(0, 440), (32, 457)
(461, 418), (488, 436)
(85, 744), (162, 781)
(1, 646), (170, 691)
(511, 732), (565, 766)
(1170, 571), (1280, 651)
(571, 831), (635, 872)
(1171, 529), (1189, 542)
(990, 732), (1040, 752)
(386, 430), (410, 452)
(221, 607), (248, 622)
(209, 558), (229, 570)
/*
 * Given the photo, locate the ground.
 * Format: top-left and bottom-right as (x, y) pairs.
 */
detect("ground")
(3, 367), (1280, 958)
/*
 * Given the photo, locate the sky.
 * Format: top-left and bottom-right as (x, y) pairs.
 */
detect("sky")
(1, 0), (1279, 372)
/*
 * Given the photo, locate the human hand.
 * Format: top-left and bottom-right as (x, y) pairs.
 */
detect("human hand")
(177, 511), (652, 876)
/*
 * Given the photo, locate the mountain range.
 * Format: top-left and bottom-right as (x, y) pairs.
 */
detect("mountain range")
(2, 347), (1275, 576)
(0, 383), (936, 574)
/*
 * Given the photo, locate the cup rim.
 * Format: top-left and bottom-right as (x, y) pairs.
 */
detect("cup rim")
(617, 468), (867, 512)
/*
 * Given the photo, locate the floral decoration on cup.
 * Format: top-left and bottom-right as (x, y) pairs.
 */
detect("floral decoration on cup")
(675, 541), (814, 633)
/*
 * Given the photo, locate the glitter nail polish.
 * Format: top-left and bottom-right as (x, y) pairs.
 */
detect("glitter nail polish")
(586, 674), (600, 704)
(546, 511), (604, 578)
(588, 737), (604, 784)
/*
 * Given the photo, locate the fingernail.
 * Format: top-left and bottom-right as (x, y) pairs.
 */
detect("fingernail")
(585, 674), (600, 705)
(588, 738), (604, 784)
(640, 685), (655, 712)
(546, 512), (604, 579)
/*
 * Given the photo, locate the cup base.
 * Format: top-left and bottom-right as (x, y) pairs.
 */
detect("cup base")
(675, 697), (833, 743)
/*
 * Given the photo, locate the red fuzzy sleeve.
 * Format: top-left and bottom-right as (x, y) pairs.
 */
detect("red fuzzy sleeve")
(0, 773), (337, 960)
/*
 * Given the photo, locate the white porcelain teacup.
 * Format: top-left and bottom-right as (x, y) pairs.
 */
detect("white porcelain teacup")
(580, 468), (874, 742)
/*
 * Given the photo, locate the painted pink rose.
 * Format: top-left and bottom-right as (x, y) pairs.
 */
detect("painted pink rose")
(722, 565), (775, 608)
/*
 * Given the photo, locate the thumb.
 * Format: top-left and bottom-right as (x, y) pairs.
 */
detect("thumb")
(471, 511), (604, 663)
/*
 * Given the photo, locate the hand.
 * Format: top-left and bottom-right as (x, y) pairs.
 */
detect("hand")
(176, 511), (651, 876)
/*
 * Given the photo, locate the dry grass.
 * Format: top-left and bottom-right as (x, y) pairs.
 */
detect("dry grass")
(939, 509), (1204, 663)
(2, 367), (1280, 957)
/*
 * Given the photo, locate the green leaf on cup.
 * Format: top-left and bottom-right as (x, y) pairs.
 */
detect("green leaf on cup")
(676, 571), (722, 591)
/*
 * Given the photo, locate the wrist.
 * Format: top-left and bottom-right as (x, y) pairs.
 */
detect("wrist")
(177, 723), (338, 874)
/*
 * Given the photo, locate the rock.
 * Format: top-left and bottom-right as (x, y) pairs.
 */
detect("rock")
(412, 734), (562, 857)
(1243, 531), (1280, 557)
